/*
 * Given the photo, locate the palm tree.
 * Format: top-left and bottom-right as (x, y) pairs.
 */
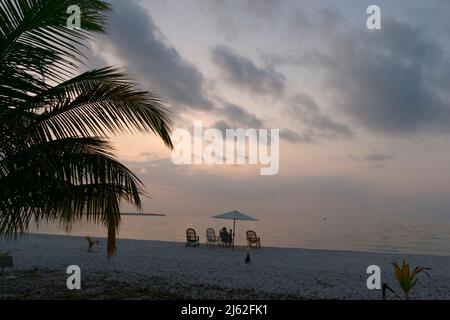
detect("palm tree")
(0, 0), (173, 256)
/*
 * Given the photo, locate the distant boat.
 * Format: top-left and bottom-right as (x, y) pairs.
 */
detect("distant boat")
(121, 213), (166, 217)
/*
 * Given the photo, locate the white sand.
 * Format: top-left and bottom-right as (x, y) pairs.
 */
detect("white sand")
(1, 233), (449, 299)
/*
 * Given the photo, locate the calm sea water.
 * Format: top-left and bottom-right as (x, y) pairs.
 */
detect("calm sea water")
(29, 215), (450, 256)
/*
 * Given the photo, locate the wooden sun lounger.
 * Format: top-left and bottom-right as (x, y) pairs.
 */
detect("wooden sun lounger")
(246, 230), (261, 248)
(206, 228), (219, 246)
(186, 228), (200, 247)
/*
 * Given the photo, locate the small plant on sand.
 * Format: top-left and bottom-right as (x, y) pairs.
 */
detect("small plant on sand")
(392, 260), (431, 300)
(0, 250), (10, 257)
(85, 236), (99, 253)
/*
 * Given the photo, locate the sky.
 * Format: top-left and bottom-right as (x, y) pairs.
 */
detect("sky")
(86, 0), (450, 220)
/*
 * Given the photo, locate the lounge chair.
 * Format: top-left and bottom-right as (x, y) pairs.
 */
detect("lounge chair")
(206, 228), (219, 246)
(219, 228), (232, 247)
(186, 228), (200, 247)
(246, 230), (261, 248)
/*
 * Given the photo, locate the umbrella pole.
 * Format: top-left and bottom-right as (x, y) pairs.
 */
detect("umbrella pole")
(232, 219), (236, 250)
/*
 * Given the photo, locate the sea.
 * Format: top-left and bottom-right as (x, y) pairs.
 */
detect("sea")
(29, 214), (450, 256)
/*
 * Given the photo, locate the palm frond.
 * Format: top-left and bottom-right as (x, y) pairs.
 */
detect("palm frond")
(0, 137), (145, 256)
(0, 1), (174, 257)
(1, 0), (110, 78)
(28, 68), (173, 148)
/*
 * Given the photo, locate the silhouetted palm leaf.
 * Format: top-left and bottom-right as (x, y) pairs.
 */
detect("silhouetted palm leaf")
(0, 0), (173, 256)
(30, 67), (173, 147)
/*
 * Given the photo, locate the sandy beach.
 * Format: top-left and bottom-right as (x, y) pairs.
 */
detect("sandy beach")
(1, 234), (449, 300)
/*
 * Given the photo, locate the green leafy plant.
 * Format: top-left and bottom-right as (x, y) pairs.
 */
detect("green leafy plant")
(0, 250), (10, 257)
(85, 236), (99, 253)
(392, 260), (431, 300)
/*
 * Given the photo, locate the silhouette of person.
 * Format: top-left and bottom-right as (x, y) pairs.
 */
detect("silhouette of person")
(220, 227), (231, 246)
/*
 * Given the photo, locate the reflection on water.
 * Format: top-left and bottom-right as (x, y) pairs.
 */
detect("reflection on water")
(29, 215), (450, 256)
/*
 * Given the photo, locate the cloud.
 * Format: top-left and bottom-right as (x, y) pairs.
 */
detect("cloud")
(211, 45), (286, 97)
(218, 102), (265, 128)
(125, 158), (450, 219)
(322, 19), (450, 134)
(261, 50), (336, 69)
(99, 0), (213, 111)
(200, 0), (284, 20)
(210, 119), (231, 134)
(214, 102), (306, 146)
(80, 1), (450, 222)
(280, 129), (323, 144)
(364, 153), (395, 162)
(211, 103), (302, 145)
(209, 103), (265, 138)
(286, 94), (353, 143)
(346, 152), (395, 168)
(280, 129), (304, 144)
(199, 0), (285, 40)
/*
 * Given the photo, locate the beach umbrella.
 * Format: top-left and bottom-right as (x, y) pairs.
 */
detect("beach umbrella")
(212, 210), (258, 249)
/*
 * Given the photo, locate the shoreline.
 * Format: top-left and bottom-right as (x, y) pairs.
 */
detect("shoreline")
(1, 233), (449, 299)
(27, 231), (450, 258)
(28, 232), (450, 258)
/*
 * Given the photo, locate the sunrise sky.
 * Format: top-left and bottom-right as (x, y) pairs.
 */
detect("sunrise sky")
(86, 0), (450, 220)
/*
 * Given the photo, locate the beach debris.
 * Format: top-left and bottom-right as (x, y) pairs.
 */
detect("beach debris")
(245, 253), (251, 264)
(381, 282), (397, 300)
(85, 236), (100, 253)
(392, 260), (431, 300)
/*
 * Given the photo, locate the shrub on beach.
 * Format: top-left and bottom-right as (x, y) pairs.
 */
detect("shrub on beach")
(392, 260), (431, 300)
(0, 250), (10, 257)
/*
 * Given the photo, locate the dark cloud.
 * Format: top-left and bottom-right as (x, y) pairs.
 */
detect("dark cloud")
(347, 153), (395, 168)
(239, 0), (285, 18)
(199, 0), (285, 40)
(261, 50), (336, 69)
(210, 103), (264, 139)
(322, 19), (450, 134)
(218, 102), (265, 128)
(101, 0), (213, 111)
(202, 0), (284, 20)
(280, 129), (323, 144)
(210, 119), (231, 134)
(211, 45), (286, 97)
(364, 153), (395, 162)
(286, 94), (353, 143)
(286, 5), (342, 42)
(280, 129), (304, 144)
(212, 103), (301, 145)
